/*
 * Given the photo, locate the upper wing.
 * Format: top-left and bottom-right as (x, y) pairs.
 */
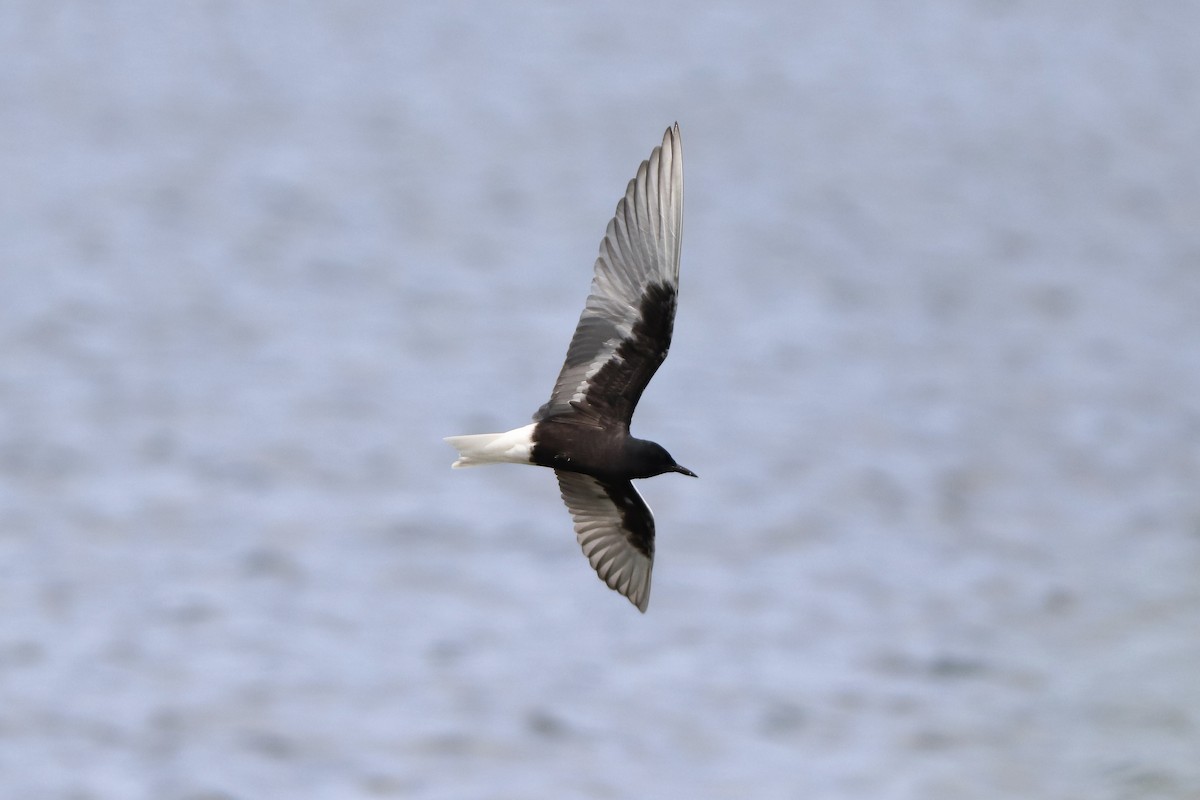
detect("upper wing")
(535, 124), (684, 426)
(555, 470), (655, 612)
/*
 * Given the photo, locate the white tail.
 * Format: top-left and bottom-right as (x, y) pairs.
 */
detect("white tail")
(444, 423), (536, 468)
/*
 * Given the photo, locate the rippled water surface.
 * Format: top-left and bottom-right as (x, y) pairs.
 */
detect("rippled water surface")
(3, 4), (1199, 798)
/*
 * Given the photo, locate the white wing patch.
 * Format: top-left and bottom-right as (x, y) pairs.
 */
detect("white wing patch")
(569, 347), (625, 406)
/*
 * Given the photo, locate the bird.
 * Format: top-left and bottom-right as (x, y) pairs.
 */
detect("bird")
(444, 123), (694, 613)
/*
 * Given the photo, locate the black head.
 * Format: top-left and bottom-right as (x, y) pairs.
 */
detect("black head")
(626, 439), (698, 480)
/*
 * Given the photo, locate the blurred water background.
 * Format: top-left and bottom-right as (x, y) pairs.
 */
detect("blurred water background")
(2, 3), (1199, 798)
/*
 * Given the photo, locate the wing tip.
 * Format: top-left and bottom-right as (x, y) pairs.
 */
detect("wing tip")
(665, 122), (681, 154)
(632, 591), (650, 613)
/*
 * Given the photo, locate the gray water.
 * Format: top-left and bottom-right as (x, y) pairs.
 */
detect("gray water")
(3, 3), (1199, 798)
